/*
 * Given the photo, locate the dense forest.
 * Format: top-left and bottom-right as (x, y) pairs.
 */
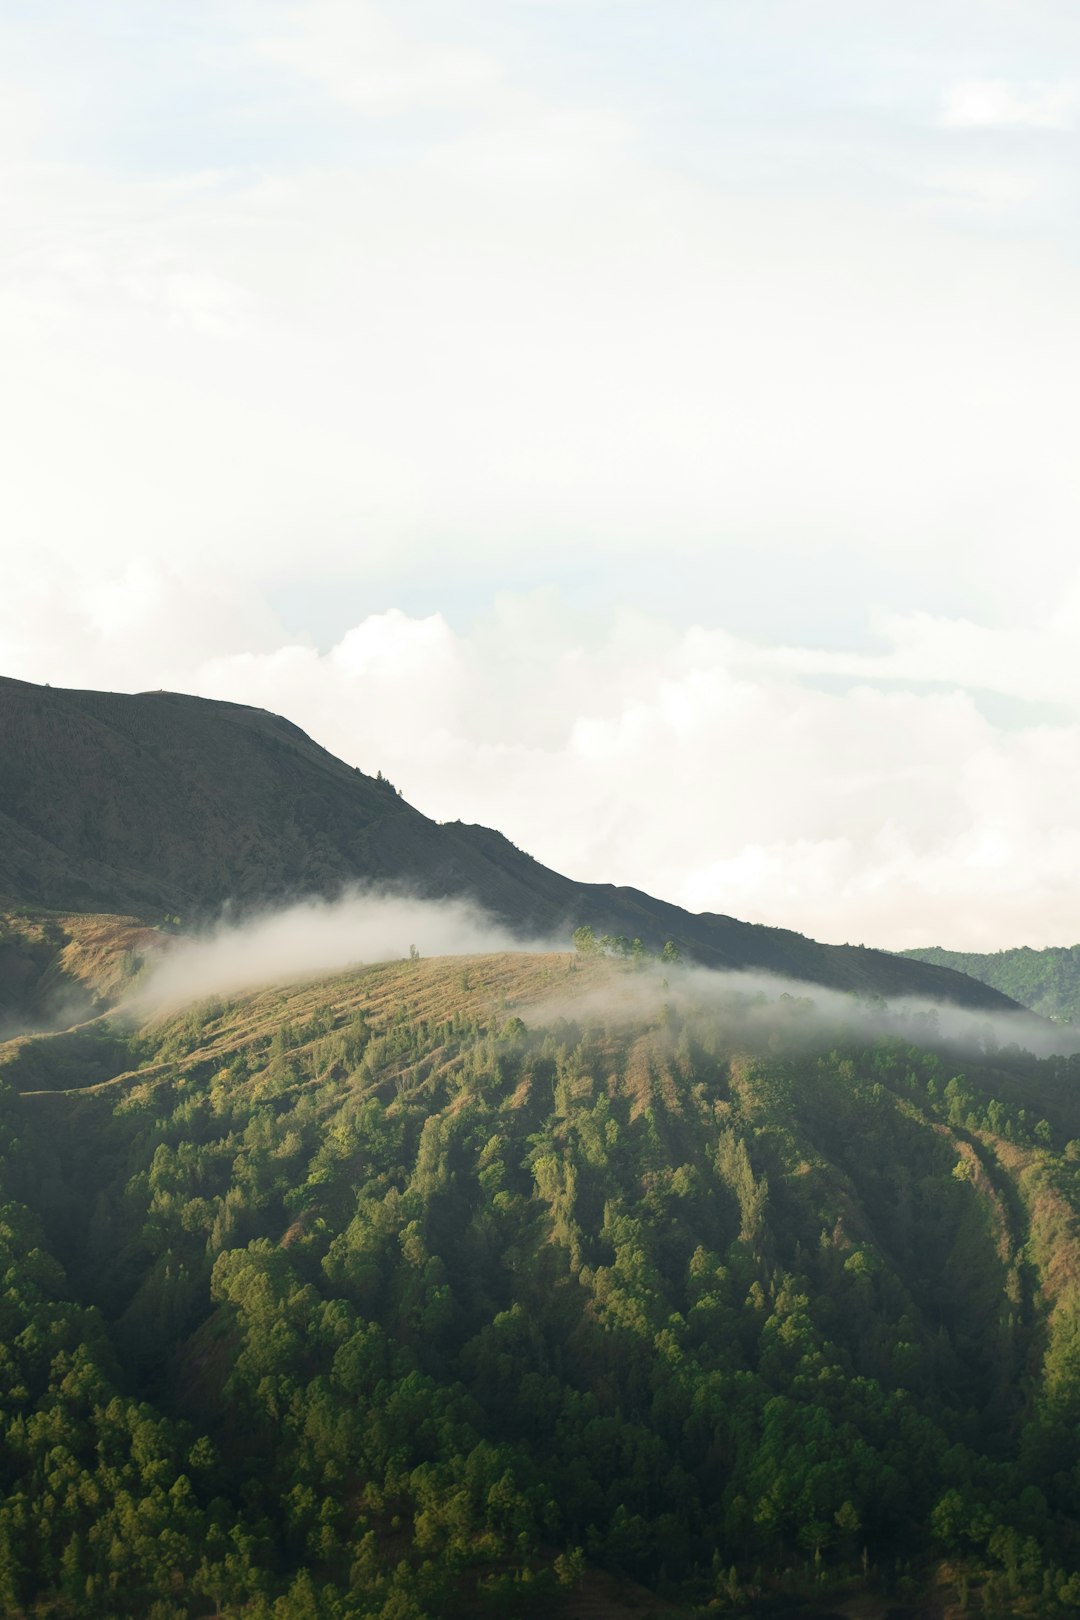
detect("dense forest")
(3, 939), (1080, 1617)
(904, 945), (1080, 1027)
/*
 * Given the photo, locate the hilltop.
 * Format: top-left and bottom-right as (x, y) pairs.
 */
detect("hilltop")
(4, 947), (1080, 1615)
(0, 675), (1017, 1013)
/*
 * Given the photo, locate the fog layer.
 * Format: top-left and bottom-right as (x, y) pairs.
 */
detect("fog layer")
(530, 963), (1080, 1060)
(130, 893), (1080, 1060)
(134, 890), (550, 1010)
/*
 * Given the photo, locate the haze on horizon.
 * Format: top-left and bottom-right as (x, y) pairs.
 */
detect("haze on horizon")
(4, 1), (1080, 952)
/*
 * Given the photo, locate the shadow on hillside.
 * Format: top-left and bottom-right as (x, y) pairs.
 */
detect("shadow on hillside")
(0, 1023), (133, 1093)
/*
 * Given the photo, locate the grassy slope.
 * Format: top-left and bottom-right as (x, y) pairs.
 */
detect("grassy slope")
(0, 906), (160, 1037)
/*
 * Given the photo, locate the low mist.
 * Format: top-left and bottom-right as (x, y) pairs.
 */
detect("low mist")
(530, 962), (1080, 1060)
(128, 893), (1080, 1061)
(133, 890), (551, 1011)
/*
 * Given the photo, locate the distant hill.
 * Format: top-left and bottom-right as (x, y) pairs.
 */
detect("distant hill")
(904, 943), (1080, 1023)
(0, 674), (1017, 1011)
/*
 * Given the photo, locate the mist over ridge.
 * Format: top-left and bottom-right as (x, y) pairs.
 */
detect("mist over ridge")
(119, 882), (1080, 1062)
(530, 959), (1080, 1060)
(132, 889), (555, 1011)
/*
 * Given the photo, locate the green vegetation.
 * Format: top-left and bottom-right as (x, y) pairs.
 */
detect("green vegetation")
(3, 947), (1080, 1617)
(571, 925), (679, 963)
(904, 944), (1080, 1024)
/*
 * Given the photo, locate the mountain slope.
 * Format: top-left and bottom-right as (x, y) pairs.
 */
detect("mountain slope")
(5, 951), (1080, 1615)
(904, 943), (1080, 1024)
(0, 673), (1016, 1011)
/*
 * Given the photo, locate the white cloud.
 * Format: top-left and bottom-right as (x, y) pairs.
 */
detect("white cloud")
(940, 79), (1078, 131)
(137, 890), (538, 1008)
(188, 605), (1080, 952)
(256, 1), (505, 116)
(758, 596), (1080, 712)
(3, 142), (1080, 621)
(2, 6), (1080, 631)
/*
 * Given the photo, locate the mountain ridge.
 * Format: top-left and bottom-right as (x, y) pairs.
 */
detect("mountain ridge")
(0, 673), (1017, 1012)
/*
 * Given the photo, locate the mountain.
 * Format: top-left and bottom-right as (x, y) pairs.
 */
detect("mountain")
(4, 947), (1080, 1616)
(904, 943), (1080, 1024)
(4, 674), (1080, 1615)
(0, 675), (1017, 1012)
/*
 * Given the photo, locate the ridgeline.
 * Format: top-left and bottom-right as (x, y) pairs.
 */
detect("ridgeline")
(0, 675), (1017, 1013)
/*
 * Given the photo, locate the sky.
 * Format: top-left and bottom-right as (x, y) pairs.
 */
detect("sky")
(3, 0), (1080, 951)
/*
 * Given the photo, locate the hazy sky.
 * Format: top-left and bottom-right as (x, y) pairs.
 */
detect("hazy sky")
(4, 1), (1080, 950)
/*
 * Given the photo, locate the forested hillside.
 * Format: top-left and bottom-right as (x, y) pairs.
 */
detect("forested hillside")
(904, 945), (1080, 1025)
(3, 947), (1080, 1617)
(0, 676), (1018, 1010)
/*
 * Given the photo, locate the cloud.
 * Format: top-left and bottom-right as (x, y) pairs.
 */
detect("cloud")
(135, 889), (544, 1009)
(758, 597), (1080, 712)
(940, 79), (1077, 131)
(529, 961), (1080, 1060)
(186, 599), (1080, 954)
(255, 1), (505, 117)
(4, 22), (1080, 614)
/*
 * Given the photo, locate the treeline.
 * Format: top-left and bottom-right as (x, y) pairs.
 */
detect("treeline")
(2, 960), (1080, 1615)
(571, 925), (681, 963)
